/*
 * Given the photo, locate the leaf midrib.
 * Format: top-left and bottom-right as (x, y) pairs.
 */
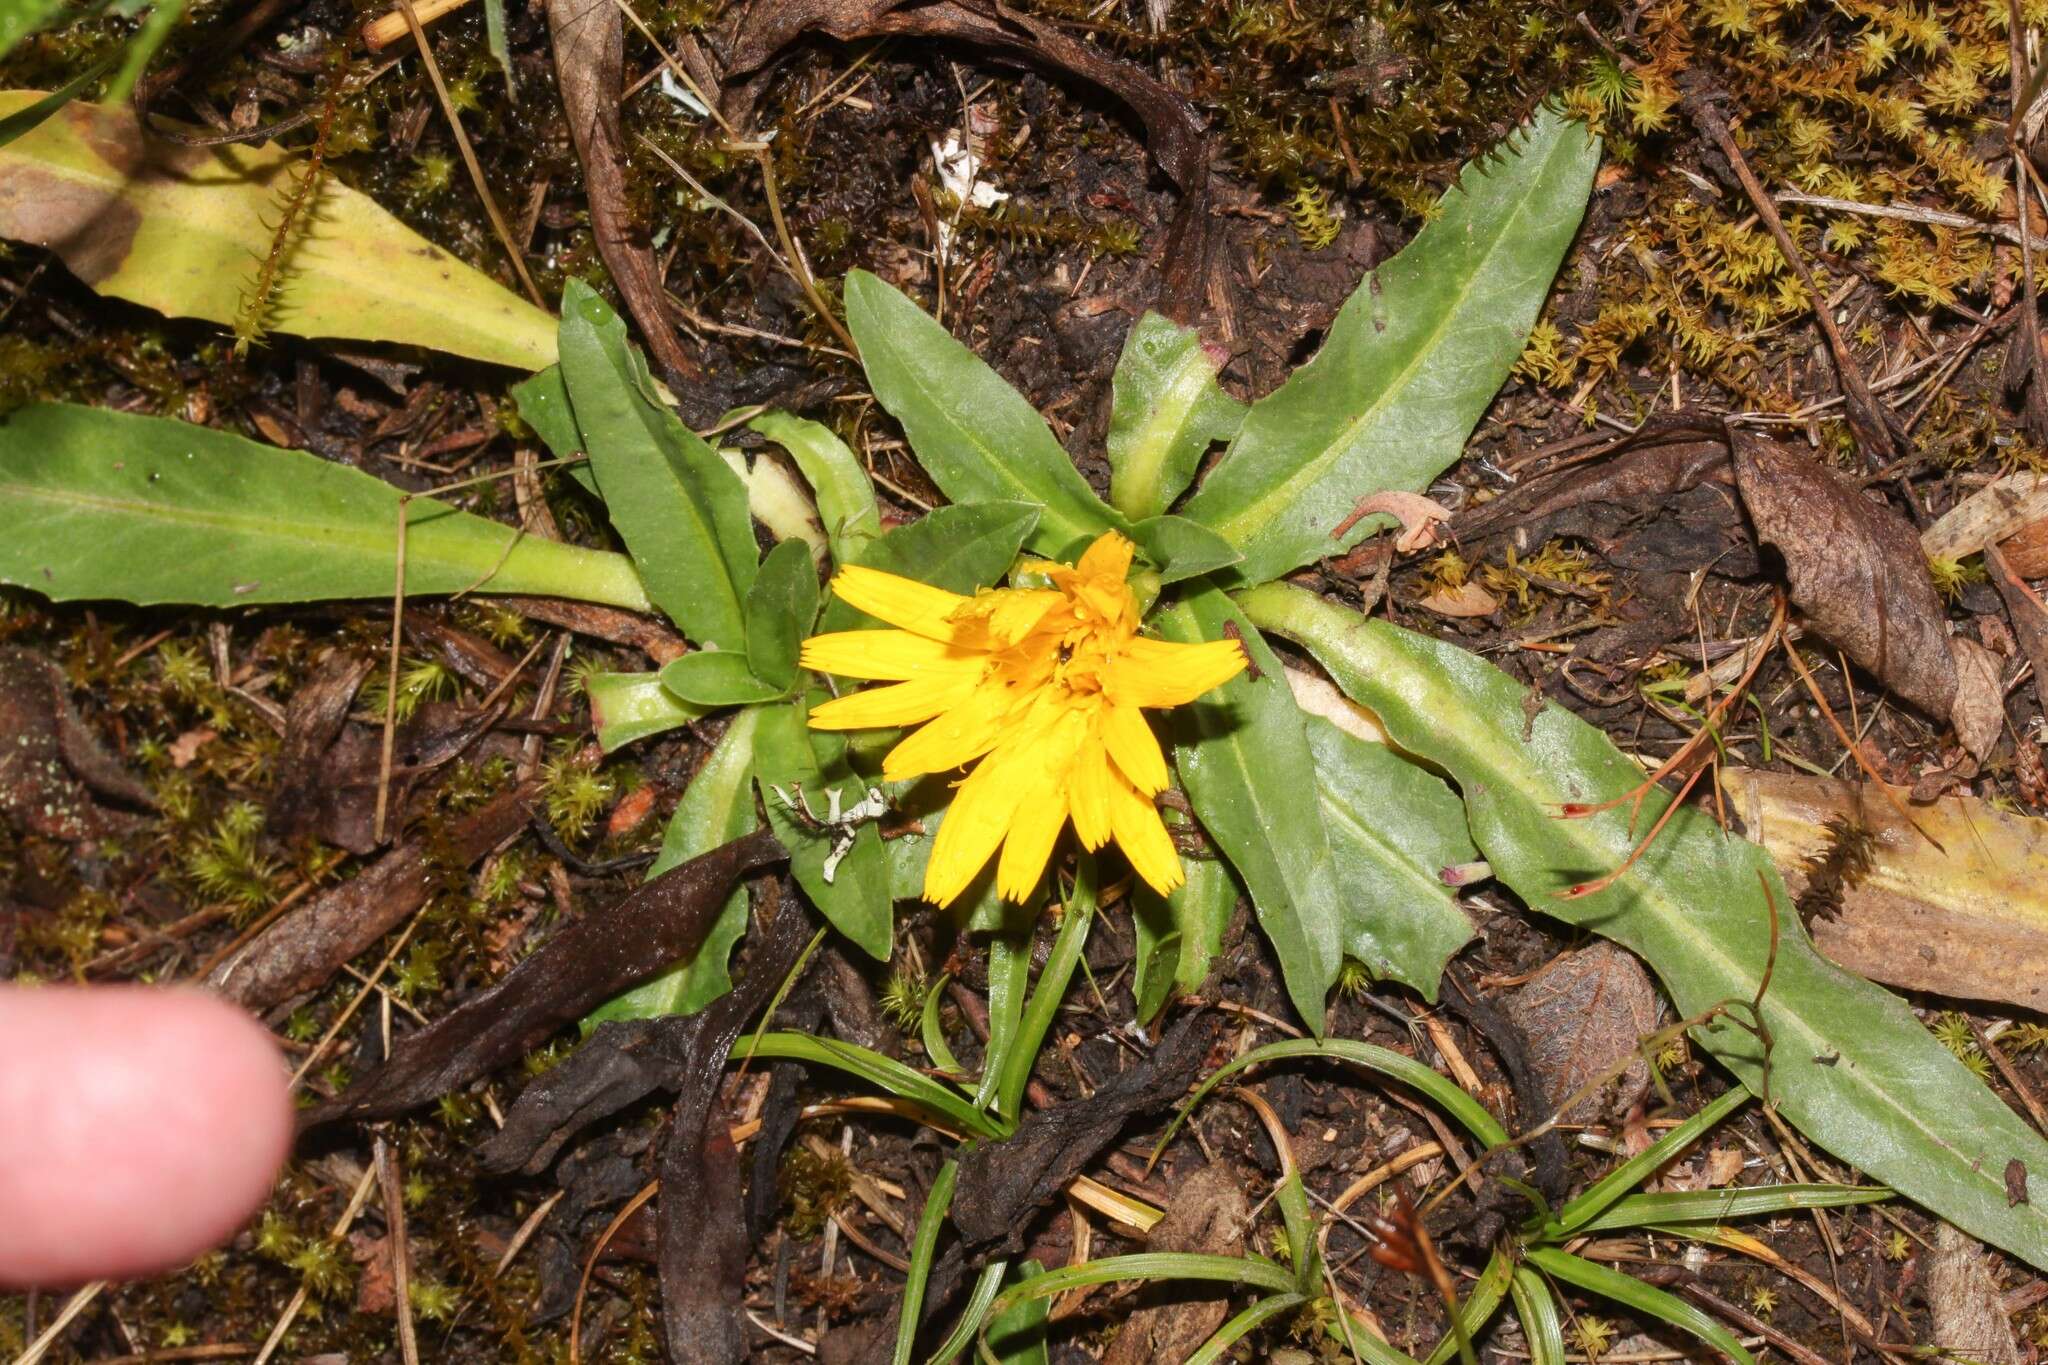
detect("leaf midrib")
(1114, 346), (1216, 518)
(1306, 615), (2042, 1227)
(875, 327), (1106, 547)
(1201, 125), (1571, 550)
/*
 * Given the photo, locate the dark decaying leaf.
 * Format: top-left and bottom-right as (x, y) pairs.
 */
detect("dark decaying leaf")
(1099, 1162), (1249, 1365)
(658, 882), (811, 1365)
(299, 827), (784, 1127)
(266, 648), (375, 852)
(1451, 418), (1734, 549)
(1731, 431), (1985, 751)
(547, 0), (699, 384)
(212, 782), (541, 1010)
(951, 1010), (1219, 1254)
(720, 0), (1214, 322)
(0, 645), (154, 840)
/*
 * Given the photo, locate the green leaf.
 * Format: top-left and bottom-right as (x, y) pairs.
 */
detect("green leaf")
(1573, 1184), (1891, 1235)
(1184, 1294), (1309, 1365)
(586, 707), (761, 1023)
(738, 1032), (1003, 1140)
(0, 402), (650, 610)
(659, 652), (789, 706)
(896, 1158), (960, 1365)
(1128, 514), (1243, 585)
(1133, 856), (1234, 1025)
(974, 934), (1030, 1113)
(748, 410), (883, 566)
(1305, 715), (1475, 999)
(1182, 109), (1599, 587)
(586, 671), (709, 753)
(559, 280), (757, 649)
(1509, 1266), (1567, 1365)
(920, 973), (965, 1077)
(981, 1260), (1049, 1365)
(1239, 582), (2048, 1272)
(1421, 1247), (1514, 1365)
(1524, 1248), (1756, 1365)
(746, 538), (821, 692)
(1107, 311), (1244, 521)
(1153, 1037), (1511, 1161)
(1550, 1088), (1749, 1237)
(509, 365), (597, 497)
(0, 60), (113, 149)
(1, 1), (70, 59)
(844, 270), (1122, 559)
(927, 1258), (1008, 1365)
(1156, 586), (1342, 1030)
(995, 862), (1094, 1123)
(0, 95), (558, 368)
(755, 698), (893, 959)
(820, 501), (1040, 634)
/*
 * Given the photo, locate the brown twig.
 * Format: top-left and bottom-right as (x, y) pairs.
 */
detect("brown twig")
(1682, 79), (1898, 465)
(394, 0), (545, 307)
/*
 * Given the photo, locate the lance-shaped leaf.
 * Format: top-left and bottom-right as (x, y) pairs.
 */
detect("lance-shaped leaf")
(1108, 312), (1245, 521)
(755, 697), (892, 959)
(819, 500), (1040, 634)
(1155, 586), (1342, 1029)
(0, 94), (556, 369)
(558, 281), (757, 649)
(1239, 582), (2048, 1271)
(588, 706), (763, 1023)
(1183, 109), (1598, 587)
(1305, 715), (1475, 997)
(748, 410), (882, 566)
(587, 671), (708, 753)
(746, 538), (822, 692)
(0, 402), (650, 610)
(1133, 856), (1236, 1025)
(844, 270), (1123, 560)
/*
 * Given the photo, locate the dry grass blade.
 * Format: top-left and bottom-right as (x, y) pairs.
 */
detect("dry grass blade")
(394, 0), (544, 308)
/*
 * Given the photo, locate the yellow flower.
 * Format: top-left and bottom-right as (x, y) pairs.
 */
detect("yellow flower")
(801, 530), (1247, 906)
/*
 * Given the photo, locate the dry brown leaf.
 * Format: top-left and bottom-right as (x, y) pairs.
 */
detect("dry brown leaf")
(1732, 431), (1955, 716)
(1923, 470), (2048, 564)
(1927, 1223), (2024, 1365)
(1418, 582), (1500, 618)
(1102, 1163), (1250, 1365)
(1725, 767), (2048, 1013)
(167, 726), (216, 769)
(1349, 491), (1453, 552)
(1504, 943), (1661, 1125)
(546, 0), (697, 383)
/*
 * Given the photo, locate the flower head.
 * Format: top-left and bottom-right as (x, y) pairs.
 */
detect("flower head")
(801, 530), (1247, 906)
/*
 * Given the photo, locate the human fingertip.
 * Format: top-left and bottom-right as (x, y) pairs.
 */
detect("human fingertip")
(0, 985), (293, 1288)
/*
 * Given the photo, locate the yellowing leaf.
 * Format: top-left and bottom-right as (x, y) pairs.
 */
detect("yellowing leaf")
(0, 93), (556, 369)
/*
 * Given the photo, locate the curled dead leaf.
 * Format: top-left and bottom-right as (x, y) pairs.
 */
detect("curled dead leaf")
(1419, 582), (1500, 618)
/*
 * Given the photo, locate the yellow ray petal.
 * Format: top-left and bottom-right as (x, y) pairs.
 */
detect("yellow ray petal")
(1076, 530), (1136, 584)
(808, 673), (977, 730)
(830, 566), (972, 642)
(1102, 703), (1170, 796)
(882, 684), (1009, 779)
(1068, 741), (1114, 850)
(923, 747), (1035, 906)
(996, 783), (1068, 902)
(1105, 637), (1248, 709)
(1109, 775), (1183, 896)
(801, 629), (985, 681)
